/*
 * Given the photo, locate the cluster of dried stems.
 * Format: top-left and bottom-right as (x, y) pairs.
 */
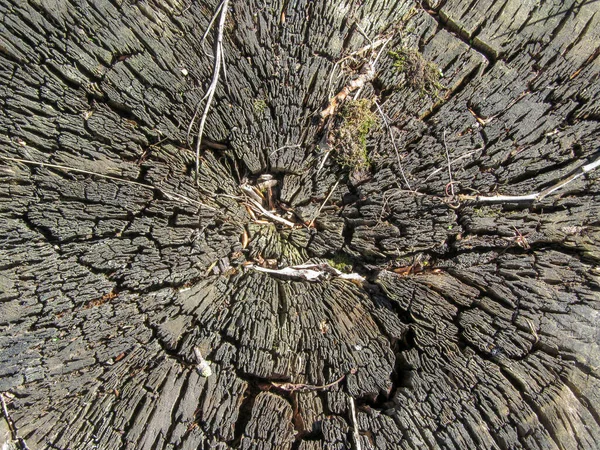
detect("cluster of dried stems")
(187, 0), (229, 183)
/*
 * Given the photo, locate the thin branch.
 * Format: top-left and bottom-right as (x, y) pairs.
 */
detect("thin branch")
(0, 393), (16, 441)
(249, 262), (365, 283)
(309, 179), (340, 228)
(199, 0), (225, 56)
(460, 155), (600, 203)
(538, 156), (600, 199)
(321, 36), (391, 121)
(245, 197), (296, 228)
(371, 38), (390, 71)
(424, 146), (484, 182)
(349, 397), (362, 450)
(353, 37), (390, 99)
(0, 155), (218, 210)
(374, 101), (412, 191)
(188, 0), (229, 183)
(461, 193), (538, 203)
(442, 130), (455, 199)
(270, 143), (302, 157)
(355, 24), (374, 45)
(327, 38), (389, 99)
(270, 372), (347, 392)
(1, 392), (27, 450)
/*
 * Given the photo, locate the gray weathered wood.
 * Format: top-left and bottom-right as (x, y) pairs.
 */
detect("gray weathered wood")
(1, 0), (599, 449)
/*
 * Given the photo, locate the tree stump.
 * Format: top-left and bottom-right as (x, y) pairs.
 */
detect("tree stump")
(1, 0), (600, 449)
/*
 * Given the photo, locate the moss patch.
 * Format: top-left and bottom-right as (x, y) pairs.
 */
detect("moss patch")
(328, 253), (353, 273)
(389, 48), (444, 97)
(253, 99), (268, 114)
(332, 99), (379, 170)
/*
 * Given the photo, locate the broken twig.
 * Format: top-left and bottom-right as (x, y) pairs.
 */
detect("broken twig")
(249, 262), (365, 283)
(326, 38), (389, 99)
(459, 155), (600, 203)
(244, 196), (296, 228)
(321, 37), (391, 121)
(1, 392), (27, 450)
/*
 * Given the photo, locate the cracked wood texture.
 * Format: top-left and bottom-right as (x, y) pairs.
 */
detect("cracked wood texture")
(1, 0), (599, 449)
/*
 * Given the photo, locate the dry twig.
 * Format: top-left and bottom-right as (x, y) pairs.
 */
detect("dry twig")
(374, 101), (413, 191)
(249, 262), (365, 283)
(1, 392), (27, 450)
(308, 179), (340, 228)
(349, 397), (362, 450)
(442, 130), (455, 200)
(270, 372), (348, 392)
(321, 37), (391, 121)
(424, 146), (484, 182)
(459, 155), (600, 203)
(326, 38), (389, 99)
(525, 318), (539, 344)
(187, 0), (229, 183)
(245, 197), (296, 228)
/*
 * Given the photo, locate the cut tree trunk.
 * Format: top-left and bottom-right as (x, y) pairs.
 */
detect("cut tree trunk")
(1, 0), (600, 449)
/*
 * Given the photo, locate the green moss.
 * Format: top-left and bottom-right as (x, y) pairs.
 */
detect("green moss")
(472, 206), (502, 218)
(253, 99), (268, 114)
(332, 99), (379, 170)
(328, 253), (353, 273)
(389, 48), (444, 97)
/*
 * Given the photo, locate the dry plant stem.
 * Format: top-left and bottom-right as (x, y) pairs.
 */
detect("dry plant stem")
(353, 38), (390, 99)
(321, 37), (392, 121)
(250, 263), (365, 283)
(240, 184), (264, 204)
(349, 397), (362, 450)
(0, 155), (217, 210)
(1, 393), (25, 449)
(526, 318), (540, 344)
(424, 146), (484, 182)
(375, 101), (413, 191)
(462, 156), (600, 203)
(245, 197), (296, 228)
(327, 38), (388, 98)
(199, 1), (224, 57)
(443, 130), (455, 199)
(320, 63), (376, 120)
(189, 0), (229, 183)
(309, 179), (340, 227)
(270, 143), (302, 156)
(0, 393), (16, 439)
(270, 373), (347, 392)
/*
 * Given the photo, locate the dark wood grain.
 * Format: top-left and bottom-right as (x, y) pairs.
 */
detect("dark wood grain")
(1, 0), (599, 448)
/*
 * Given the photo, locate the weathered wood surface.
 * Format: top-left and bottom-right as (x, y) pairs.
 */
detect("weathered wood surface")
(1, 0), (599, 449)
